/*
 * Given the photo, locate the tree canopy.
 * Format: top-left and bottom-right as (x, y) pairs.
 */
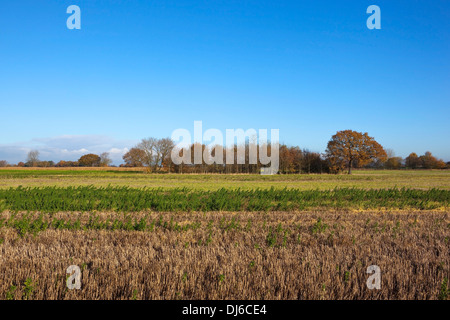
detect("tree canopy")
(78, 153), (101, 167)
(325, 130), (387, 174)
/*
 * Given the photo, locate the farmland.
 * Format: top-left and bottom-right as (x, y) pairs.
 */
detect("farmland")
(0, 169), (449, 300)
(0, 168), (449, 190)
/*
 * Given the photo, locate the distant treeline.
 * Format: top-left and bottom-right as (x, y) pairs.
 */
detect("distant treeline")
(0, 147), (447, 173)
(0, 130), (448, 173)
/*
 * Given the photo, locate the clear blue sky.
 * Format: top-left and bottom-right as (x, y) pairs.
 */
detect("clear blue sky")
(1, 0), (449, 164)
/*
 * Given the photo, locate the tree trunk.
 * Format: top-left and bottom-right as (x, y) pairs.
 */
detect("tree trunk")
(348, 159), (352, 174)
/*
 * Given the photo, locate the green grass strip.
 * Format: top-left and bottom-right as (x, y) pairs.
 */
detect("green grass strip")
(0, 186), (448, 212)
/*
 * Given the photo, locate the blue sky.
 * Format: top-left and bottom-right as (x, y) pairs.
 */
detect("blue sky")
(1, 0), (449, 164)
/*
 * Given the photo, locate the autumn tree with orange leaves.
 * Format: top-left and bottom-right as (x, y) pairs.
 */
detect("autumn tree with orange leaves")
(326, 130), (387, 174)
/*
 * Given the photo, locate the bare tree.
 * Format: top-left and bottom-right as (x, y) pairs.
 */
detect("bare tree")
(137, 138), (158, 170)
(26, 150), (40, 167)
(156, 138), (175, 172)
(100, 152), (112, 167)
(385, 148), (395, 159)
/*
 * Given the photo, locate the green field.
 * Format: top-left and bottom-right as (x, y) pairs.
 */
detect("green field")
(0, 168), (449, 190)
(1, 186), (448, 212)
(1, 168), (448, 212)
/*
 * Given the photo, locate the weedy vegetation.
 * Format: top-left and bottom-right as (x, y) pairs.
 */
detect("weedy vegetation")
(0, 186), (448, 212)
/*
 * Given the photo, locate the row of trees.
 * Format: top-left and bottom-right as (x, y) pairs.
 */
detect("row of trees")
(119, 131), (449, 174)
(0, 151), (113, 168)
(383, 151), (447, 170)
(123, 138), (175, 171)
(1, 130), (448, 173)
(121, 141), (329, 174)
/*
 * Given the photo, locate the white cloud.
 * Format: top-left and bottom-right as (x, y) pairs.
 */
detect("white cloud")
(108, 147), (129, 154)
